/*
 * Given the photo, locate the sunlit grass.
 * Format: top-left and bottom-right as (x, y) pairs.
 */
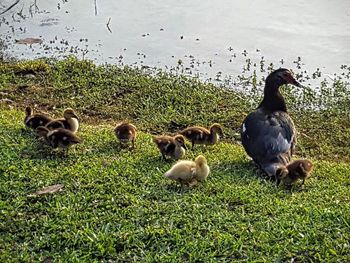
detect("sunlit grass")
(0, 109), (349, 262)
(0, 57), (349, 261)
(0, 57), (349, 162)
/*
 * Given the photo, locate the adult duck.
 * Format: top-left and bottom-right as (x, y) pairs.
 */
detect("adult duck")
(240, 68), (302, 178)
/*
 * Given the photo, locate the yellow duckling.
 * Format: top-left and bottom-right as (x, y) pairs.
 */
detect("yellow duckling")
(114, 121), (137, 149)
(164, 155), (210, 187)
(179, 123), (223, 149)
(36, 126), (81, 152)
(45, 108), (79, 133)
(276, 159), (314, 187)
(24, 107), (53, 129)
(153, 134), (187, 160)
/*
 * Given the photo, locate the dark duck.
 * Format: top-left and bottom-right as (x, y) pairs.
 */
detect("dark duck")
(240, 68), (303, 178)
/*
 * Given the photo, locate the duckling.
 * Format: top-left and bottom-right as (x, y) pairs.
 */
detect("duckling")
(179, 123), (223, 149)
(114, 121), (137, 149)
(276, 159), (313, 187)
(153, 134), (187, 160)
(193, 155), (210, 183)
(45, 108), (79, 133)
(36, 126), (81, 152)
(24, 107), (53, 129)
(164, 155), (210, 187)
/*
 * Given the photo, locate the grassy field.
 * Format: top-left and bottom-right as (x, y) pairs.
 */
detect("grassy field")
(0, 58), (350, 262)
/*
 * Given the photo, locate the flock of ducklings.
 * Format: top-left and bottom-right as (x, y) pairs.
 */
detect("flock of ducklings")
(24, 106), (312, 188)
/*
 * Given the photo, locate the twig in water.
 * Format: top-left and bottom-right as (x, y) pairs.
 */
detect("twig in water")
(29, 0), (39, 17)
(17, 5), (26, 19)
(94, 0), (97, 16)
(106, 17), (112, 33)
(0, 0), (20, 15)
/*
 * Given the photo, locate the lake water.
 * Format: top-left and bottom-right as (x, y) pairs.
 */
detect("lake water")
(1, 0), (350, 84)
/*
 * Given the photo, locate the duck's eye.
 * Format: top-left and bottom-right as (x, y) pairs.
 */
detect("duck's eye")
(282, 72), (290, 79)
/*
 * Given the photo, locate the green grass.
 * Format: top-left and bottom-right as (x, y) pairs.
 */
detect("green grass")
(1, 109), (349, 262)
(0, 57), (350, 262)
(0, 57), (349, 162)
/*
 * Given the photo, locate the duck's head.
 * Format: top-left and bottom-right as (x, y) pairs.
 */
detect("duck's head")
(25, 106), (33, 116)
(174, 134), (187, 150)
(210, 123), (223, 136)
(266, 68), (302, 91)
(64, 108), (79, 119)
(195, 155), (207, 166)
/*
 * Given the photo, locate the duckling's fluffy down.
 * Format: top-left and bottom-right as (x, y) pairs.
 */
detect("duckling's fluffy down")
(164, 155), (210, 185)
(164, 160), (196, 182)
(194, 155), (210, 182)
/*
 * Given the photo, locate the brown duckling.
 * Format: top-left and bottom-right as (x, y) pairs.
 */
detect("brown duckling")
(45, 108), (79, 133)
(164, 155), (210, 187)
(36, 126), (81, 152)
(114, 122), (137, 149)
(276, 159), (314, 187)
(179, 123), (223, 149)
(153, 134), (187, 160)
(24, 107), (53, 129)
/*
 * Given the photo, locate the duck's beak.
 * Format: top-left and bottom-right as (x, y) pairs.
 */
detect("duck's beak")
(291, 79), (303, 88)
(286, 72), (303, 88)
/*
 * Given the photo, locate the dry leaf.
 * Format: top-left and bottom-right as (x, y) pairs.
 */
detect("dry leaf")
(29, 184), (64, 196)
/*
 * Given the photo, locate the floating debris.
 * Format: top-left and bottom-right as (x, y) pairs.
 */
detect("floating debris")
(40, 18), (59, 26)
(15, 37), (42, 44)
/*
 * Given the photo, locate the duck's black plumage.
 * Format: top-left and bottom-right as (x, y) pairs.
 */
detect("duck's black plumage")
(241, 68), (302, 177)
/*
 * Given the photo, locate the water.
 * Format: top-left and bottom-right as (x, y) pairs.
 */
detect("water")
(1, 0), (350, 83)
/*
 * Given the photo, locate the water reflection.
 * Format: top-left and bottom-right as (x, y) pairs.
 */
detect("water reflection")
(0, 0), (349, 86)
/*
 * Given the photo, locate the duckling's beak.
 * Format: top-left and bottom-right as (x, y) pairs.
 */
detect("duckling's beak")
(276, 178), (281, 186)
(182, 143), (188, 150)
(72, 113), (79, 120)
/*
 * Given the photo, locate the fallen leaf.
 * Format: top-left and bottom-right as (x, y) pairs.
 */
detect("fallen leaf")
(29, 184), (64, 196)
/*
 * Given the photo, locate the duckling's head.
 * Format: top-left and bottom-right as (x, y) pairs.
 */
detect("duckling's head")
(64, 108), (79, 119)
(195, 155), (207, 166)
(300, 160), (313, 174)
(275, 166), (289, 185)
(292, 160), (313, 178)
(174, 134), (187, 150)
(25, 106), (33, 117)
(36, 126), (49, 137)
(210, 123), (223, 136)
